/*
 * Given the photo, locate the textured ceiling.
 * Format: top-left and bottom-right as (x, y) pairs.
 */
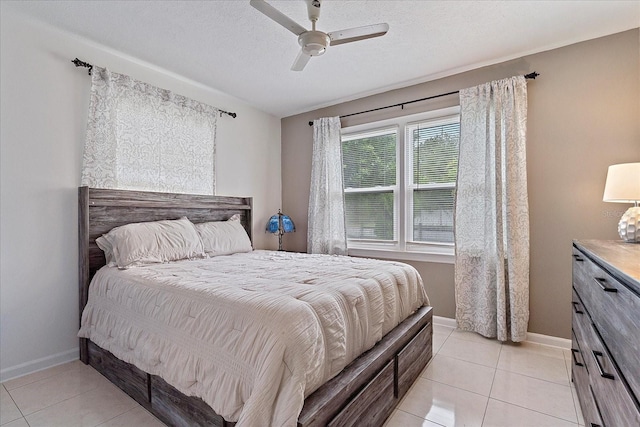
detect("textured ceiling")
(4, 0), (639, 118)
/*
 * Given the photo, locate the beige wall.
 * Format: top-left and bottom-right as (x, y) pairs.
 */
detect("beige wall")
(281, 29), (640, 339)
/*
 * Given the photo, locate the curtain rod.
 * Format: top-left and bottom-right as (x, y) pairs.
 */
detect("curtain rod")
(308, 71), (540, 126)
(71, 58), (238, 119)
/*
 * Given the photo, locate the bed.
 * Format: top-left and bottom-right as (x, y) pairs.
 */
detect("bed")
(78, 186), (433, 427)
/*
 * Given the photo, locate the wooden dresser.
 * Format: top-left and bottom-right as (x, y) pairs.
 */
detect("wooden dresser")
(571, 240), (640, 427)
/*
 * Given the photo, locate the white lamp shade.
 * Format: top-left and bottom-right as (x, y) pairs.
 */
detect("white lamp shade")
(603, 163), (640, 203)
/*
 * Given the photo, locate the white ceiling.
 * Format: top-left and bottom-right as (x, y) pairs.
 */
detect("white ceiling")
(4, 1), (639, 118)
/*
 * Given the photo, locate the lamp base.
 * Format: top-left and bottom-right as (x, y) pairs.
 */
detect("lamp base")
(618, 206), (640, 243)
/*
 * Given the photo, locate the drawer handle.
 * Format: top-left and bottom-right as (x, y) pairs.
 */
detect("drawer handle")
(593, 277), (617, 293)
(572, 254), (584, 262)
(571, 301), (583, 314)
(570, 348), (584, 367)
(590, 424), (601, 427)
(592, 350), (614, 380)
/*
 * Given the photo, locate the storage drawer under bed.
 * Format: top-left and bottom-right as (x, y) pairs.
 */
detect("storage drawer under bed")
(397, 321), (432, 399)
(327, 360), (395, 427)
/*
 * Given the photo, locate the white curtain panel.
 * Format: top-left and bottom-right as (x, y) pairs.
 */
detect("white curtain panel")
(308, 117), (347, 255)
(81, 67), (218, 194)
(455, 75), (530, 342)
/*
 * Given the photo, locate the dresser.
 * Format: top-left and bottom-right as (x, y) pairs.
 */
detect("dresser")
(571, 240), (640, 427)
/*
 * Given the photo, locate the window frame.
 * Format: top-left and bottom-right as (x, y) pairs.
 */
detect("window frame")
(341, 106), (460, 264)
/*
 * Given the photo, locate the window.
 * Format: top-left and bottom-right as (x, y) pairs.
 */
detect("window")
(341, 107), (460, 263)
(342, 127), (398, 242)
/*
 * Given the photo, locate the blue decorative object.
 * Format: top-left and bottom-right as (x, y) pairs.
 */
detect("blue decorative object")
(266, 210), (296, 251)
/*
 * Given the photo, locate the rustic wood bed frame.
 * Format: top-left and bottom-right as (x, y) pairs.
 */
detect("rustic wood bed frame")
(78, 186), (433, 427)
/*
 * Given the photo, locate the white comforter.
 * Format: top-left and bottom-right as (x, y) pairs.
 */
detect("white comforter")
(78, 250), (428, 426)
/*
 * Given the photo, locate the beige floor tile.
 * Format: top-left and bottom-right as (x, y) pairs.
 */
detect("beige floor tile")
(438, 337), (502, 368)
(421, 354), (496, 396)
(497, 349), (570, 385)
(1, 385), (23, 425)
(8, 364), (110, 415)
(483, 398), (579, 427)
(25, 382), (137, 427)
(383, 409), (443, 426)
(3, 360), (83, 391)
(432, 331), (450, 354)
(399, 378), (488, 427)
(97, 407), (166, 427)
(501, 341), (565, 360)
(490, 370), (577, 423)
(0, 418), (29, 427)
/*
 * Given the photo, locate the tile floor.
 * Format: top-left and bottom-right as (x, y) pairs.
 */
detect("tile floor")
(1, 323), (585, 427)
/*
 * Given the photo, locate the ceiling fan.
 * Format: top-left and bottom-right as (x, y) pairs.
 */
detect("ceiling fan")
(250, 0), (389, 71)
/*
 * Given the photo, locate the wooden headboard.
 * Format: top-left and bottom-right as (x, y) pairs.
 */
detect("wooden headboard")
(78, 186), (252, 361)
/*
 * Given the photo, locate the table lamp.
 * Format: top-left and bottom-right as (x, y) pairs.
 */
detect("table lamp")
(266, 210), (296, 251)
(603, 162), (640, 243)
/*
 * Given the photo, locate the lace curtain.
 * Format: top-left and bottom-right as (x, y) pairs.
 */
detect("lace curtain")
(454, 75), (530, 342)
(81, 67), (218, 194)
(308, 117), (347, 255)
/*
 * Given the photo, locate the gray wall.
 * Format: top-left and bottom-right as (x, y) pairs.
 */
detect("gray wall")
(280, 29), (640, 339)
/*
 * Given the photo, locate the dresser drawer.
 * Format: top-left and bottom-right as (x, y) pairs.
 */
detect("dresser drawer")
(572, 304), (640, 427)
(571, 329), (603, 427)
(572, 248), (640, 400)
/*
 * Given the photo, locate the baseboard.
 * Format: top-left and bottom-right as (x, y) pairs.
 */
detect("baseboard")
(433, 315), (457, 329)
(0, 348), (78, 383)
(525, 332), (571, 349)
(432, 315), (570, 349)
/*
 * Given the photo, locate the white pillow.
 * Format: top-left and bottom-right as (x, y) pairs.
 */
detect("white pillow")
(195, 216), (252, 257)
(98, 217), (205, 269)
(96, 235), (116, 267)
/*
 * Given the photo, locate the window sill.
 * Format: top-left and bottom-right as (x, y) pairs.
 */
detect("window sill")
(347, 247), (454, 264)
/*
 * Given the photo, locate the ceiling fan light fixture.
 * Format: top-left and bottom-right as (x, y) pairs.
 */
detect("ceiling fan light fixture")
(299, 31), (330, 56)
(303, 44), (326, 56)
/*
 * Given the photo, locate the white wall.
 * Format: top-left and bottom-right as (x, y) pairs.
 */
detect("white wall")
(0, 8), (282, 381)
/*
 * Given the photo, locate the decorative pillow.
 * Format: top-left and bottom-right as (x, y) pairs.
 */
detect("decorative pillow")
(195, 216), (252, 257)
(98, 217), (205, 268)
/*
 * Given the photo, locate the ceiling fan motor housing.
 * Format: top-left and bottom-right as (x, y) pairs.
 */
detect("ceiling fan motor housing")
(299, 31), (330, 56)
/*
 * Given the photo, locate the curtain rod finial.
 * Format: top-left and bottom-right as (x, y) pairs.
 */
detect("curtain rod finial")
(72, 58), (93, 75)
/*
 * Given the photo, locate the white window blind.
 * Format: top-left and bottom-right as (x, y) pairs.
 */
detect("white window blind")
(342, 127), (398, 241)
(407, 119), (459, 244)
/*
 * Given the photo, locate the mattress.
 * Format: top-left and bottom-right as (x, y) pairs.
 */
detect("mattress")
(78, 250), (428, 426)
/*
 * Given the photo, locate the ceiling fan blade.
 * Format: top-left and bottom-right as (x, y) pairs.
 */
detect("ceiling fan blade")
(328, 23), (389, 46)
(250, 0), (307, 36)
(291, 50), (312, 71)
